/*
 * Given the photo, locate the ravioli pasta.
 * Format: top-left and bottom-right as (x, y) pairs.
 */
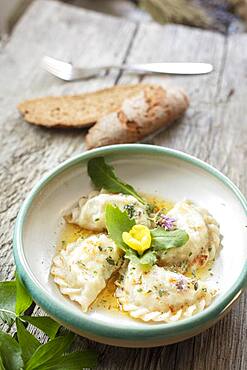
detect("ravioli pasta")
(66, 191), (150, 231)
(116, 262), (217, 322)
(157, 200), (220, 272)
(52, 173), (221, 323)
(51, 234), (122, 311)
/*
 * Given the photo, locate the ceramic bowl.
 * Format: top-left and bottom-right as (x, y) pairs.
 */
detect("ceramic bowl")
(14, 144), (247, 347)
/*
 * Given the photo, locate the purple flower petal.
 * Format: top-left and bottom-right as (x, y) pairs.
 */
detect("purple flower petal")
(156, 214), (176, 230)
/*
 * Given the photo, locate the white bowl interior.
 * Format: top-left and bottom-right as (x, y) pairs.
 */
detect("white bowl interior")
(21, 152), (247, 328)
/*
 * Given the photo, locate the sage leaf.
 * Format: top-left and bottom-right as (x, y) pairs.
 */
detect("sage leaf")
(0, 281), (16, 325)
(22, 316), (60, 339)
(16, 318), (40, 364)
(35, 351), (98, 370)
(151, 228), (189, 250)
(15, 274), (33, 316)
(0, 330), (23, 370)
(87, 157), (145, 204)
(26, 333), (74, 370)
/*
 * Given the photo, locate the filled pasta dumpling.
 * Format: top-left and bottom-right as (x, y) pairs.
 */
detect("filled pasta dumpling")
(116, 262), (217, 322)
(157, 200), (220, 272)
(51, 234), (123, 312)
(66, 191), (150, 231)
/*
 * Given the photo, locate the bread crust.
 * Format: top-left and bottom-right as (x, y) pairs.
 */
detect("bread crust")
(85, 85), (189, 149)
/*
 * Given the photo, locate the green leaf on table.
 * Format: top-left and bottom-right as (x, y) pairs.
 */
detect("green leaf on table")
(0, 354), (6, 370)
(36, 351), (98, 370)
(16, 318), (40, 364)
(87, 157), (145, 204)
(150, 228), (189, 250)
(22, 316), (60, 339)
(15, 274), (33, 316)
(16, 318), (41, 364)
(26, 333), (74, 370)
(0, 330), (24, 370)
(105, 205), (156, 267)
(0, 281), (16, 325)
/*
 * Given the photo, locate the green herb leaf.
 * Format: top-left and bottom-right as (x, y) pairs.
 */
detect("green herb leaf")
(15, 274), (33, 316)
(87, 157), (145, 204)
(105, 205), (156, 267)
(0, 354), (6, 370)
(26, 333), (74, 370)
(22, 316), (60, 339)
(35, 350), (98, 370)
(16, 318), (40, 364)
(139, 249), (157, 266)
(0, 281), (16, 325)
(0, 330), (23, 370)
(150, 228), (189, 250)
(105, 204), (135, 251)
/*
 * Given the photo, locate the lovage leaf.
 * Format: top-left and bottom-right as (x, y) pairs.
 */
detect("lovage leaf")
(36, 350), (98, 370)
(87, 157), (145, 204)
(150, 228), (189, 250)
(26, 333), (74, 370)
(15, 274), (33, 316)
(22, 316), (60, 339)
(16, 318), (40, 364)
(0, 354), (6, 370)
(0, 281), (16, 325)
(0, 330), (23, 370)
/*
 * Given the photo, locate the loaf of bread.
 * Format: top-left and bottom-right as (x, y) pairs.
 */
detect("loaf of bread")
(85, 84), (189, 149)
(18, 84), (153, 128)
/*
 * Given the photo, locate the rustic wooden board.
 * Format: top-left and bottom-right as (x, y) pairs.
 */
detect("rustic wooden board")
(0, 1), (246, 369)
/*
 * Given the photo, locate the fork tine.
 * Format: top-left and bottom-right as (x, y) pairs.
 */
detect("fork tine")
(41, 56), (72, 80)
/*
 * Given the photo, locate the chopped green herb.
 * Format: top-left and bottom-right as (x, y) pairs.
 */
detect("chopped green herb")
(194, 282), (199, 291)
(77, 261), (86, 268)
(106, 257), (115, 266)
(146, 203), (156, 215)
(137, 288), (143, 293)
(158, 289), (165, 297)
(124, 204), (135, 218)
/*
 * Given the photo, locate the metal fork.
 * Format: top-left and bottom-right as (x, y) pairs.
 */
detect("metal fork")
(42, 56), (213, 81)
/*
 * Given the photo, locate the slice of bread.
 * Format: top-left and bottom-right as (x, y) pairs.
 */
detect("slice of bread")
(18, 84), (157, 128)
(85, 85), (189, 149)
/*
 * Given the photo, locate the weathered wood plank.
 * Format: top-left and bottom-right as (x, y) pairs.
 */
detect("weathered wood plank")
(0, 1), (246, 370)
(0, 0), (136, 281)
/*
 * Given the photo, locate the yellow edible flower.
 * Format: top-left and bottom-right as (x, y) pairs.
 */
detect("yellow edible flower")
(122, 225), (151, 255)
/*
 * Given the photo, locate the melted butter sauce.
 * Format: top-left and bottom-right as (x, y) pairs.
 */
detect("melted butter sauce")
(56, 194), (212, 314)
(185, 259), (214, 280)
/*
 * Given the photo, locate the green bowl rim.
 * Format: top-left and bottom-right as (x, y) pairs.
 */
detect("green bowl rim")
(13, 144), (247, 342)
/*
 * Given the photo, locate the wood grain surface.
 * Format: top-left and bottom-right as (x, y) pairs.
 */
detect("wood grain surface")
(0, 1), (246, 369)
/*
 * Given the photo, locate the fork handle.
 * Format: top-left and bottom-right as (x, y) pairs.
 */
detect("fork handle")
(100, 62), (213, 75)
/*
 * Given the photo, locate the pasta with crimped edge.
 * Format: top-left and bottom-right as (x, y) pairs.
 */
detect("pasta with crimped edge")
(116, 262), (217, 323)
(157, 200), (221, 273)
(51, 234), (123, 312)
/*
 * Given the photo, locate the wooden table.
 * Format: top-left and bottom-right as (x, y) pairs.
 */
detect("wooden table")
(0, 1), (246, 369)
